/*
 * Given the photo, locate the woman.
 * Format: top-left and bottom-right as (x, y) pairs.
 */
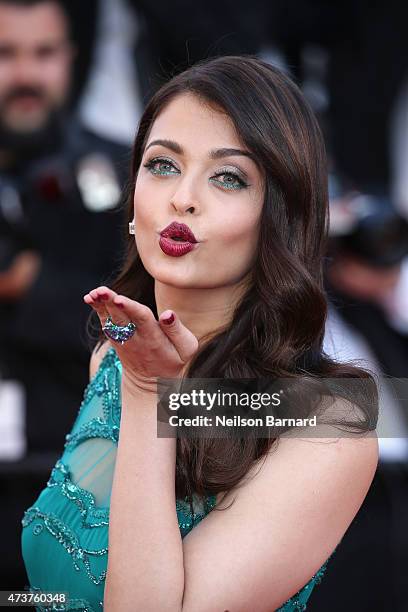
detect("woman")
(21, 55), (378, 611)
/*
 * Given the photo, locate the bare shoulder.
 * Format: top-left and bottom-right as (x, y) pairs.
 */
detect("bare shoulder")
(217, 426), (379, 530)
(271, 427), (379, 508)
(181, 425), (378, 611)
(244, 423), (379, 525)
(89, 340), (111, 380)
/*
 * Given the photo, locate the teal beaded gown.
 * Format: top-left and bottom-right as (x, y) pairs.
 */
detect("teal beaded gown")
(22, 346), (335, 612)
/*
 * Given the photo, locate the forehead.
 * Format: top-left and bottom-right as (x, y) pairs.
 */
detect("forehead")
(148, 93), (243, 151)
(0, 2), (68, 44)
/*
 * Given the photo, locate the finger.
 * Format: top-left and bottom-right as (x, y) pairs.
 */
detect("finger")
(158, 310), (199, 363)
(112, 293), (157, 334)
(95, 291), (141, 333)
(104, 304), (133, 329)
(83, 290), (110, 323)
(90, 285), (115, 311)
(90, 286), (129, 326)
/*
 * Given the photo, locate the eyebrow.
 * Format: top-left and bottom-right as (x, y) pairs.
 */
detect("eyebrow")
(145, 138), (256, 163)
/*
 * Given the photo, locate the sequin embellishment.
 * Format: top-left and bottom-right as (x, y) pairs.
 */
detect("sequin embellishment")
(22, 507), (108, 585)
(46, 460), (109, 528)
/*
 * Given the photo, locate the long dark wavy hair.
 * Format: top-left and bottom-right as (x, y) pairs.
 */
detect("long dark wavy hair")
(90, 54), (378, 507)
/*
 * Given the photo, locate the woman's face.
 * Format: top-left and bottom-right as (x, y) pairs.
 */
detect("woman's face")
(133, 93), (264, 289)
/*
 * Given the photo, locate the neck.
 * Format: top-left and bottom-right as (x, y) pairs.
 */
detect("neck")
(154, 276), (251, 344)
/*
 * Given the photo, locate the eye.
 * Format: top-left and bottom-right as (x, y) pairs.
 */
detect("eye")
(143, 157), (179, 176)
(0, 45), (15, 60)
(36, 45), (59, 60)
(209, 170), (249, 191)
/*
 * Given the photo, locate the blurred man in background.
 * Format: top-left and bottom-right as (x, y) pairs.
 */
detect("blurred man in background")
(0, 0), (129, 457)
(316, 194), (408, 611)
(0, 0), (130, 588)
(325, 194), (408, 381)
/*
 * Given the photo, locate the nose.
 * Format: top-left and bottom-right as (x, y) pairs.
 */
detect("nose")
(171, 201), (196, 214)
(169, 177), (200, 215)
(13, 56), (44, 85)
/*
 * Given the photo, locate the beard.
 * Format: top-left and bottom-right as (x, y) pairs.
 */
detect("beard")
(0, 86), (67, 161)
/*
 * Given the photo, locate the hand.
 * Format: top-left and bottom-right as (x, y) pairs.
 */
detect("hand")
(0, 250), (41, 300)
(83, 286), (199, 392)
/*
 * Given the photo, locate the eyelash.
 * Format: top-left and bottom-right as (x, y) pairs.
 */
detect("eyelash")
(142, 156), (249, 190)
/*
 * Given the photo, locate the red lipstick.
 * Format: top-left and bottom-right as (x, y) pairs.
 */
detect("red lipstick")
(159, 222), (199, 257)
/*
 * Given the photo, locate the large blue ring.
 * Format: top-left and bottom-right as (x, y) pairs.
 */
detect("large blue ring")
(102, 315), (137, 344)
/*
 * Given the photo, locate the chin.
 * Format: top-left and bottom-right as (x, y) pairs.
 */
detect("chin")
(8, 112), (48, 133)
(150, 268), (199, 288)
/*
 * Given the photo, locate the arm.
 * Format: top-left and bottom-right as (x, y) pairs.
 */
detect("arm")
(104, 382), (184, 611)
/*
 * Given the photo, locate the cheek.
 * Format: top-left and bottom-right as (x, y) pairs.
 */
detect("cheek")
(133, 179), (153, 226)
(213, 205), (261, 251)
(204, 209), (261, 280)
(133, 180), (160, 253)
(43, 63), (70, 95)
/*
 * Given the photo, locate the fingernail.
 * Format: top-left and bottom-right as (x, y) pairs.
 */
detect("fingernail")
(116, 302), (125, 309)
(162, 313), (174, 325)
(100, 294), (109, 301)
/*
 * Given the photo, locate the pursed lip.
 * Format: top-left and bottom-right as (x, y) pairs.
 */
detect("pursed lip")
(159, 221), (198, 243)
